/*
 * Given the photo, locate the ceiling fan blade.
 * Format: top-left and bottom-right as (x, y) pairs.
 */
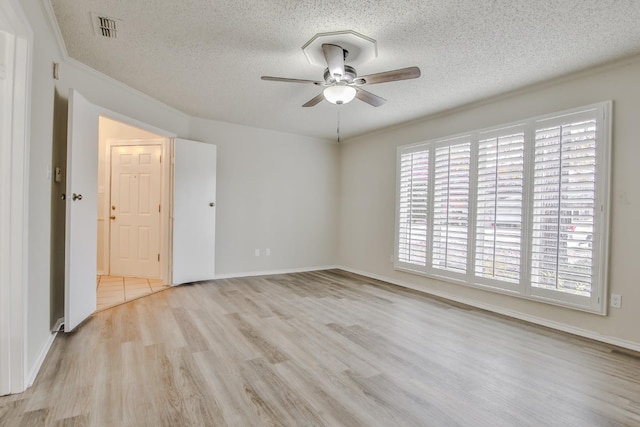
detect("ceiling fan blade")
(356, 66), (421, 85)
(302, 92), (326, 107)
(355, 88), (387, 107)
(261, 76), (323, 85)
(322, 44), (346, 81)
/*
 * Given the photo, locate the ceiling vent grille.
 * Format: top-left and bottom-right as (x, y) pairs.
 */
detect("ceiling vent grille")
(91, 13), (119, 39)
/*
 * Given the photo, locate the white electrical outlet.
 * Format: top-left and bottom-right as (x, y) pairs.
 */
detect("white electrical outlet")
(254, 248), (260, 257)
(610, 294), (622, 308)
(266, 248), (271, 256)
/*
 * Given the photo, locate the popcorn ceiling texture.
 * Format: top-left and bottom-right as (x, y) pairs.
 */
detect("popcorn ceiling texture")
(50, 0), (640, 140)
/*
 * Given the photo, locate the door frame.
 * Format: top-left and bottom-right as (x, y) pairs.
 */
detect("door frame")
(102, 139), (171, 282)
(0, 0), (31, 395)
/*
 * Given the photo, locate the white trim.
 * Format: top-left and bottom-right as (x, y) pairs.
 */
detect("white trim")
(101, 137), (171, 284)
(51, 317), (64, 333)
(26, 330), (58, 387)
(99, 109), (177, 139)
(213, 265), (339, 280)
(337, 265), (640, 353)
(395, 101), (611, 314)
(39, 0), (68, 57)
(0, 0), (32, 395)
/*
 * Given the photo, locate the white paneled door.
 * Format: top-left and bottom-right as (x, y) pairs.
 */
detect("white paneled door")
(64, 90), (99, 332)
(173, 139), (217, 284)
(110, 145), (162, 278)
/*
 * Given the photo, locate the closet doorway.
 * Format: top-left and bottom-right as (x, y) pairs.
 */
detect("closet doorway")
(65, 89), (217, 331)
(96, 118), (171, 310)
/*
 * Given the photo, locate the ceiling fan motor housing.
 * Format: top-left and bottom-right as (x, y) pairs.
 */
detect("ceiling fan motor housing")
(324, 65), (357, 84)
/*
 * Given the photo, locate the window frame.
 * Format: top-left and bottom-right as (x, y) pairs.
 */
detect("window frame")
(394, 101), (612, 314)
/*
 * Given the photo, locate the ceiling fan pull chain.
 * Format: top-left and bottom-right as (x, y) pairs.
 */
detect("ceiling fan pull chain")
(337, 106), (341, 143)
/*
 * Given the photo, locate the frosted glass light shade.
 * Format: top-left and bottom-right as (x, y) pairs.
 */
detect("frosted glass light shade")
(323, 85), (357, 104)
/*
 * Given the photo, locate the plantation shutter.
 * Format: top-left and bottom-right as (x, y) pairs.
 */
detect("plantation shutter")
(394, 102), (609, 313)
(397, 149), (429, 266)
(432, 142), (471, 273)
(474, 131), (525, 284)
(530, 116), (597, 297)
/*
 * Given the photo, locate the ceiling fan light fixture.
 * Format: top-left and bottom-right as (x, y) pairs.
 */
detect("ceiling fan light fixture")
(323, 85), (356, 105)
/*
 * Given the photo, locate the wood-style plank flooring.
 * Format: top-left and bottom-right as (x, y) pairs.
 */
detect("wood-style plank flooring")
(2, 269), (640, 426)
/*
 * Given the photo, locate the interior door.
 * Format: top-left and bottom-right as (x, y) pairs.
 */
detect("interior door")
(173, 139), (217, 284)
(110, 144), (162, 278)
(64, 90), (99, 332)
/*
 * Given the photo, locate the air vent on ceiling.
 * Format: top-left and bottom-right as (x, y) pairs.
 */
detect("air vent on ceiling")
(91, 13), (120, 39)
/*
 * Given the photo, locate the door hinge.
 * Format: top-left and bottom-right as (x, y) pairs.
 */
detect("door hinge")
(160, 154), (162, 163)
(157, 254), (160, 262)
(158, 204), (161, 213)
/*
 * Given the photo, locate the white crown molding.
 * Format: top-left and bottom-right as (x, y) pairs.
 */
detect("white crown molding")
(40, 0), (68, 57)
(40, 0), (190, 120)
(63, 57), (190, 118)
(336, 266), (640, 354)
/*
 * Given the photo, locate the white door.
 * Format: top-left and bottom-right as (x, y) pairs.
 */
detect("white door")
(64, 90), (99, 332)
(110, 145), (162, 278)
(173, 139), (217, 284)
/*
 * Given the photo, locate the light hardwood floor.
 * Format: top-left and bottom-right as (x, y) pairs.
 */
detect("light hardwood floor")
(2, 269), (640, 426)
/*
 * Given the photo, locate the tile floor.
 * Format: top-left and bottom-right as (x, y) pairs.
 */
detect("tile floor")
(96, 275), (170, 311)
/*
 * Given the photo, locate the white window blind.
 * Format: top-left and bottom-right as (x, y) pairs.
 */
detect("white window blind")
(531, 118), (596, 297)
(474, 132), (524, 284)
(397, 150), (429, 266)
(432, 142), (470, 273)
(395, 102), (610, 314)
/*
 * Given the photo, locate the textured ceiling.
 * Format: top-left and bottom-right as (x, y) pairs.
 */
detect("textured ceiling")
(48, 0), (640, 141)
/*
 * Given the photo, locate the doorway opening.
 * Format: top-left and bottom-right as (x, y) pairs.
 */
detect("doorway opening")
(65, 89), (217, 332)
(96, 117), (171, 310)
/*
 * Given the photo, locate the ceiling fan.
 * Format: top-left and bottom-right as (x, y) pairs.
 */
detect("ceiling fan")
(261, 43), (421, 107)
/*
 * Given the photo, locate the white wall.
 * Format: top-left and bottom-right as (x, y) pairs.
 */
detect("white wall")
(339, 56), (640, 349)
(20, 0), (638, 391)
(22, 0), (339, 383)
(20, 0), (190, 381)
(189, 119), (339, 276)
(21, 0), (60, 380)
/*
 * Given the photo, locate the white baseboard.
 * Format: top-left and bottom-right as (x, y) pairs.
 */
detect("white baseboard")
(26, 328), (59, 387)
(51, 317), (64, 333)
(337, 265), (640, 354)
(213, 265), (339, 280)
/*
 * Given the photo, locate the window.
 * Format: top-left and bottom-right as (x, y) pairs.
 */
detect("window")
(475, 131), (524, 284)
(432, 141), (470, 274)
(395, 102), (611, 313)
(398, 149), (429, 266)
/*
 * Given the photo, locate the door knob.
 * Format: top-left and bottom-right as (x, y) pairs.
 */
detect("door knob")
(72, 193), (83, 201)
(110, 215), (116, 220)
(209, 202), (215, 207)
